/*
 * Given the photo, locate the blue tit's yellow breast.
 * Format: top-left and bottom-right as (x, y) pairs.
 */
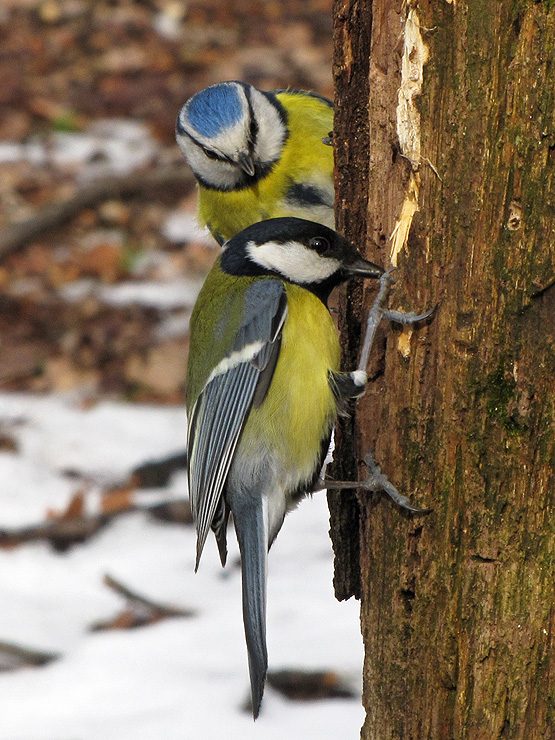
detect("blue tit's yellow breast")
(242, 284), (340, 479)
(197, 92), (334, 242)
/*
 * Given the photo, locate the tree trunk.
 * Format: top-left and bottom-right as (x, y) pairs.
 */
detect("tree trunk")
(331, 1), (555, 738)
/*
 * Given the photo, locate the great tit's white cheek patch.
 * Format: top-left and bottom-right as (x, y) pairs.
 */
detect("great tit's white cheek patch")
(247, 240), (341, 283)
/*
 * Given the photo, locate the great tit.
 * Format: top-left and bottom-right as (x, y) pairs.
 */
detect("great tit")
(175, 81), (334, 245)
(186, 217), (383, 718)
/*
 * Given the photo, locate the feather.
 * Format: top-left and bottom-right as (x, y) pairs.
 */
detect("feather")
(187, 280), (287, 569)
(233, 495), (268, 719)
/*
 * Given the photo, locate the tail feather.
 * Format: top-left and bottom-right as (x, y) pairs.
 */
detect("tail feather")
(233, 499), (268, 719)
(213, 499), (230, 568)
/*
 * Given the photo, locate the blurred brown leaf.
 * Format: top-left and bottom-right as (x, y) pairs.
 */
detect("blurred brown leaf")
(125, 338), (188, 396)
(0, 433), (18, 453)
(266, 669), (356, 701)
(90, 573), (195, 632)
(73, 241), (122, 283)
(100, 486), (134, 515)
(46, 490), (85, 521)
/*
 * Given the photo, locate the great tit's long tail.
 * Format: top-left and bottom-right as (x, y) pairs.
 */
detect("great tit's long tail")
(233, 498), (268, 719)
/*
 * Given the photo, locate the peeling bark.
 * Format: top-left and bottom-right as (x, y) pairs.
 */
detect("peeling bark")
(332, 0), (555, 737)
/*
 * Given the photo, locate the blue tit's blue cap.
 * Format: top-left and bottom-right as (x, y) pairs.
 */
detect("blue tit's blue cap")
(185, 83), (244, 138)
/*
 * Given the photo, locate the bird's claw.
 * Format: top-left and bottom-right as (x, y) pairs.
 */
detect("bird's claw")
(383, 304), (437, 326)
(318, 452), (431, 515)
(359, 452), (432, 514)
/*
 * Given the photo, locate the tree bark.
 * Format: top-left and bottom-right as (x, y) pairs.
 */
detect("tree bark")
(332, 1), (555, 738)
(329, 0), (374, 602)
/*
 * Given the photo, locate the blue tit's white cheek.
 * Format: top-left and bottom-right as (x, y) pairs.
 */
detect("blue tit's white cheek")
(176, 129), (245, 190)
(249, 89), (287, 165)
(246, 240), (341, 283)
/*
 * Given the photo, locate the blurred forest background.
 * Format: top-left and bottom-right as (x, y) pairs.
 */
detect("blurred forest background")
(0, 0), (333, 402)
(0, 3), (367, 738)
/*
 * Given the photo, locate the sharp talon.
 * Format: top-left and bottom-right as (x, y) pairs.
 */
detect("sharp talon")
(362, 452), (431, 515)
(383, 303), (437, 326)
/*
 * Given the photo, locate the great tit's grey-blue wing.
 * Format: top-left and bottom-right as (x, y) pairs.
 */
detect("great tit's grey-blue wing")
(187, 279), (287, 569)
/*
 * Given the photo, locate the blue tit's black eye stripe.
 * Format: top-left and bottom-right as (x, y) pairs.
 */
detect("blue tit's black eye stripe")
(243, 84), (259, 152)
(178, 124), (227, 164)
(201, 146), (233, 164)
(249, 111), (259, 150)
(203, 148), (220, 160)
(262, 90), (289, 131)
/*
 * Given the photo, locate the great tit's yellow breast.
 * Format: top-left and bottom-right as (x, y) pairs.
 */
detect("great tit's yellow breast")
(242, 284), (340, 481)
(197, 92), (334, 242)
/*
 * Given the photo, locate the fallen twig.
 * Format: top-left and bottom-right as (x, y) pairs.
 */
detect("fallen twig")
(0, 496), (192, 551)
(103, 573), (194, 618)
(0, 515), (106, 550)
(89, 573), (195, 631)
(0, 163), (194, 261)
(0, 640), (59, 671)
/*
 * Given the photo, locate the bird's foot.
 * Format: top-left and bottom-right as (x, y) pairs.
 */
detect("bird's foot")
(357, 269), (436, 372)
(318, 451), (431, 514)
(358, 451), (431, 513)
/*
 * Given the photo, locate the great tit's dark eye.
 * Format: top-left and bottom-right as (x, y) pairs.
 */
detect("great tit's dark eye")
(309, 236), (331, 254)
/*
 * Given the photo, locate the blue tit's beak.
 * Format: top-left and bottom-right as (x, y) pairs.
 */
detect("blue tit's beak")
(344, 257), (384, 279)
(237, 151), (256, 177)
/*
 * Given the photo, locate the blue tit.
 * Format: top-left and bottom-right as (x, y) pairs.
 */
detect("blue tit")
(186, 217), (383, 718)
(175, 81), (334, 245)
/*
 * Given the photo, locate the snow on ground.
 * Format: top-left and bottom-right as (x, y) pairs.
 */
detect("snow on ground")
(0, 120), (157, 180)
(59, 276), (205, 311)
(0, 393), (364, 739)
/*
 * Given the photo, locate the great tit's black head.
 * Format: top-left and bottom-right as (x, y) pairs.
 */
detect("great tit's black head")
(221, 217), (383, 300)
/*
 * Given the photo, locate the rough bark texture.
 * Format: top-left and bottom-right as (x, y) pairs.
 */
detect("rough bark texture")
(328, 0), (374, 602)
(332, 0), (555, 738)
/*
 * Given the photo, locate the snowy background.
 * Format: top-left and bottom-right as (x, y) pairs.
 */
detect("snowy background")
(0, 3), (366, 737)
(0, 393), (364, 739)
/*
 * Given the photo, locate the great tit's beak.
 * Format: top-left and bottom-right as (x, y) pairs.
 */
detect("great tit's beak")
(238, 152), (256, 177)
(344, 257), (384, 279)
